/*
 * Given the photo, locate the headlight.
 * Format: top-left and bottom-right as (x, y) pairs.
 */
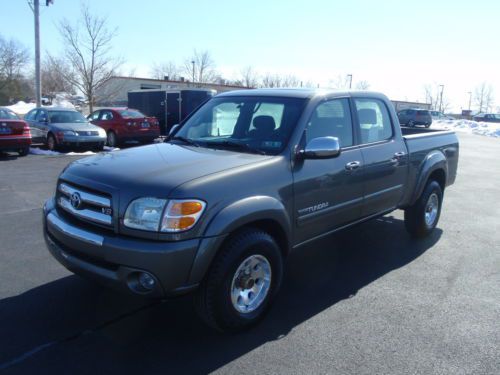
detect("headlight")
(124, 197), (166, 231)
(123, 198), (206, 232)
(97, 128), (106, 137)
(160, 199), (206, 232)
(63, 130), (76, 136)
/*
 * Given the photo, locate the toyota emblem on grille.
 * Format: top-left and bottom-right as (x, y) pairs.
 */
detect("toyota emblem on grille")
(70, 192), (82, 209)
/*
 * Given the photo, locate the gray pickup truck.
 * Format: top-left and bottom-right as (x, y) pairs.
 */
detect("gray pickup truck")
(43, 89), (459, 331)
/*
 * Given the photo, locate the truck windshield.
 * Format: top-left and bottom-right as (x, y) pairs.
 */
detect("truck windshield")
(172, 96), (307, 155)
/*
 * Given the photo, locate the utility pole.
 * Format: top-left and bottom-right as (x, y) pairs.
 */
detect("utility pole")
(34, 0), (41, 107)
(439, 84), (444, 112)
(29, 0), (53, 107)
(467, 91), (472, 111)
(347, 74), (353, 89)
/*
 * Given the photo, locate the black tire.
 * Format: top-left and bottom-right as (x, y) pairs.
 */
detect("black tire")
(47, 133), (57, 151)
(18, 147), (29, 156)
(425, 124), (431, 128)
(404, 180), (443, 238)
(107, 131), (118, 148)
(194, 228), (284, 332)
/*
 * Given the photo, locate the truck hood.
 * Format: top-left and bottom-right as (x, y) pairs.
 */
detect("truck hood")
(61, 143), (272, 198)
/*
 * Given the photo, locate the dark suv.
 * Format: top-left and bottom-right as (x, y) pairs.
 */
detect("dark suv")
(397, 109), (432, 127)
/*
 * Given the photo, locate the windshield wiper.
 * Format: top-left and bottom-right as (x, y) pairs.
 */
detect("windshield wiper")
(170, 136), (200, 147)
(205, 140), (266, 155)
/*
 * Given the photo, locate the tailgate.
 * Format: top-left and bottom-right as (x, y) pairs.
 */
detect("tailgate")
(0, 120), (26, 136)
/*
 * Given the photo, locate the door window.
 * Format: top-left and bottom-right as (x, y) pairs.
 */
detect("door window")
(25, 109), (38, 121)
(305, 98), (353, 147)
(35, 110), (48, 122)
(354, 98), (393, 144)
(89, 111), (100, 121)
(100, 110), (113, 121)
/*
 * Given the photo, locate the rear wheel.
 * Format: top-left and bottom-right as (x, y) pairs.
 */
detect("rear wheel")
(194, 228), (283, 332)
(408, 120), (415, 127)
(47, 133), (57, 151)
(404, 180), (443, 238)
(106, 131), (117, 148)
(18, 147), (29, 156)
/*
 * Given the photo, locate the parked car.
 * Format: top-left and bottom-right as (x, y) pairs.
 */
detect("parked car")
(87, 108), (160, 147)
(43, 89), (458, 332)
(0, 107), (31, 156)
(397, 108), (433, 127)
(429, 111), (454, 121)
(24, 107), (106, 151)
(472, 113), (500, 123)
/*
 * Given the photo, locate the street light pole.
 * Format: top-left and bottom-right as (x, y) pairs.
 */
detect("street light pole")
(191, 60), (195, 84)
(347, 74), (353, 89)
(439, 84), (444, 112)
(467, 91), (472, 111)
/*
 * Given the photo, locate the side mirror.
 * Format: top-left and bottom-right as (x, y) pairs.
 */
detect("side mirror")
(169, 124), (179, 135)
(301, 136), (341, 159)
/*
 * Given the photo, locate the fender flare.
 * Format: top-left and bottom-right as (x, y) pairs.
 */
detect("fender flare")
(411, 151), (448, 205)
(187, 196), (292, 284)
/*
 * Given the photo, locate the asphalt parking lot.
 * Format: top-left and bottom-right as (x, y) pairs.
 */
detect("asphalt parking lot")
(0, 133), (498, 375)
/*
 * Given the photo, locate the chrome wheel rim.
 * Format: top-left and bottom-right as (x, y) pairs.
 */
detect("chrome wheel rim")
(425, 193), (439, 227)
(230, 254), (272, 314)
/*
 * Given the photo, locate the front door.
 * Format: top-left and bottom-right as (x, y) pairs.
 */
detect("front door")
(352, 97), (407, 217)
(292, 98), (364, 245)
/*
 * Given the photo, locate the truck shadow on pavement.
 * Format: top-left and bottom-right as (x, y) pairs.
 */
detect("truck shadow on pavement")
(0, 215), (442, 374)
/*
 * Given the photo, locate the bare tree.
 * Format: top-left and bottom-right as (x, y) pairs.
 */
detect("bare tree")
(0, 35), (30, 97)
(473, 82), (494, 113)
(329, 74), (350, 89)
(423, 84), (450, 112)
(150, 61), (180, 80)
(355, 80), (370, 90)
(183, 50), (217, 83)
(260, 73), (282, 88)
(41, 54), (76, 98)
(239, 66), (259, 88)
(57, 5), (122, 112)
(0, 35), (30, 81)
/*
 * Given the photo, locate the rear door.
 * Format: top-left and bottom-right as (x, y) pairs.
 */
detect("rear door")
(292, 97), (364, 244)
(353, 97), (408, 217)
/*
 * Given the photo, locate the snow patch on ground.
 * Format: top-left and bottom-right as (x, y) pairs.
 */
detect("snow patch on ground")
(432, 119), (500, 138)
(29, 146), (120, 156)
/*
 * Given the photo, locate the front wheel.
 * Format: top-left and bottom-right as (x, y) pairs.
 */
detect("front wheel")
(404, 180), (443, 238)
(106, 131), (118, 148)
(47, 134), (57, 151)
(194, 228), (283, 332)
(408, 120), (415, 127)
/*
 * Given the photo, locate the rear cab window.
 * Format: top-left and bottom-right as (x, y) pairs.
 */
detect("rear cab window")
(354, 98), (393, 144)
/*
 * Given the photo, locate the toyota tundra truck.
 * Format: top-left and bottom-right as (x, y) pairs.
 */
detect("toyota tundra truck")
(43, 89), (459, 332)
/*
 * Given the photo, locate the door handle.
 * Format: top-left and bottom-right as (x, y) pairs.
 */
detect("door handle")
(345, 161), (361, 171)
(391, 151), (406, 165)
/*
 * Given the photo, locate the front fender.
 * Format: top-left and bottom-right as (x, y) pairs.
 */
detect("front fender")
(187, 196), (291, 284)
(411, 151), (448, 204)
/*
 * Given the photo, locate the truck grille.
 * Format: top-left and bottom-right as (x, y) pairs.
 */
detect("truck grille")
(57, 182), (113, 228)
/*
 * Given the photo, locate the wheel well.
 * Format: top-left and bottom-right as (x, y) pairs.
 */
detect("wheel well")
(227, 219), (290, 258)
(428, 169), (446, 192)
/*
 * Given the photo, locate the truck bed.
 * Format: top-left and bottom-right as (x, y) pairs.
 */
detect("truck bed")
(400, 126), (459, 207)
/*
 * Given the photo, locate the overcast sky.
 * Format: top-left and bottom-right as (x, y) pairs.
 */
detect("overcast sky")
(2, 0), (499, 112)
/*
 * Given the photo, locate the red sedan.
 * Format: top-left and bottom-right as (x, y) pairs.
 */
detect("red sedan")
(0, 107), (31, 156)
(88, 108), (160, 147)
